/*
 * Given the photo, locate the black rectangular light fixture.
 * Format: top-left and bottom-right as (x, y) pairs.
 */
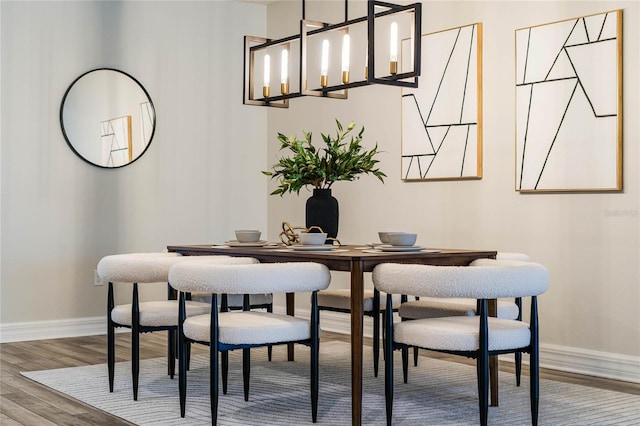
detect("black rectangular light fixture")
(243, 0), (422, 108)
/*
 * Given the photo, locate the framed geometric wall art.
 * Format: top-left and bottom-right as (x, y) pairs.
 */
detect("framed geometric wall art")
(401, 23), (482, 181)
(515, 10), (622, 192)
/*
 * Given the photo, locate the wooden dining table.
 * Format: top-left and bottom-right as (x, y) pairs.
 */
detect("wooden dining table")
(167, 243), (497, 426)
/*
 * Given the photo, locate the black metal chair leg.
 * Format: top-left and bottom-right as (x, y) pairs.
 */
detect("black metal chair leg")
(179, 343), (188, 417)
(530, 296), (540, 426)
(243, 348), (250, 401)
(107, 325), (115, 392)
(168, 329), (176, 379)
(373, 289), (381, 377)
(211, 352), (219, 425)
(168, 283), (177, 378)
(478, 299), (489, 426)
(311, 341), (319, 423)
(222, 351), (229, 394)
(515, 352), (522, 386)
(384, 295), (394, 426)
(478, 355), (489, 426)
(402, 347), (409, 384)
(186, 341), (192, 371)
(413, 346), (419, 366)
(178, 293), (187, 417)
(516, 296), (523, 386)
(311, 291), (319, 423)
(107, 282), (115, 393)
(211, 295), (219, 426)
(267, 303), (273, 361)
(132, 283), (140, 401)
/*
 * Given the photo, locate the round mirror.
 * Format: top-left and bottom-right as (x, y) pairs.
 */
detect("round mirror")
(60, 68), (156, 168)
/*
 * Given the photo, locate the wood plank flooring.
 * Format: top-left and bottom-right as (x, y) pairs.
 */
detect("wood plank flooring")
(1, 332), (638, 425)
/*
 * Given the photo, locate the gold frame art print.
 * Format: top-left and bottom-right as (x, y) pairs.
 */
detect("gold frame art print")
(515, 10), (623, 192)
(401, 23), (483, 181)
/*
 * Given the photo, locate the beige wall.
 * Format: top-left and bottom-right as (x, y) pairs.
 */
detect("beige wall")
(266, 0), (640, 374)
(0, 1), (268, 334)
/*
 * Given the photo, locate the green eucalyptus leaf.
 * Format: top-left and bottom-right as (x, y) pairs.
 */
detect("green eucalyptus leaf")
(262, 119), (386, 195)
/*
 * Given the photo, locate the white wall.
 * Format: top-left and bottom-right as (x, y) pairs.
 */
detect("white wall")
(266, 0), (639, 379)
(0, 1), (268, 335)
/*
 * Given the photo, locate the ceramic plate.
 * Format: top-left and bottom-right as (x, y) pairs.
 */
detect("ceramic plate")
(290, 245), (335, 251)
(378, 245), (425, 252)
(224, 240), (270, 247)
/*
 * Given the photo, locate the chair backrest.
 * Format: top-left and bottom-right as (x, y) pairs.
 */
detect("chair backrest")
(169, 262), (331, 294)
(372, 259), (549, 299)
(97, 253), (257, 283)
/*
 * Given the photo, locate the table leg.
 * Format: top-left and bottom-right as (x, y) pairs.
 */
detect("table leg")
(286, 292), (295, 361)
(488, 299), (498, 406)
(350, 260), (364, 426)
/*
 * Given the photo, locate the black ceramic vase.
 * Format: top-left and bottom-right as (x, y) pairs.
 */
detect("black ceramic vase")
(305, 188), (339, 239)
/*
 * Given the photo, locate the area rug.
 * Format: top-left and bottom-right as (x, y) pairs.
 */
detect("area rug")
(22, 341), (639, 425)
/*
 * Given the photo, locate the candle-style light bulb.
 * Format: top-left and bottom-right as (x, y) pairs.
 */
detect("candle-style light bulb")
(389, 21), (398, 75)
(365, 49), (368, 79)
(263, 54), (270, 98)
(280, 49), (289, 95)
(409, 25), (416, 71)
(320, 39), (329, 88)
(341, 34), (350, 84)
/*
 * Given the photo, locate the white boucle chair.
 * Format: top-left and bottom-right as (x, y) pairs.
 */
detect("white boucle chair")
(97, 252), (257, 401)
(317, 289), (407, 377)
(399, 252), (530, 382)
(373, 259), (549, 426)
(169, 262), (331, 424)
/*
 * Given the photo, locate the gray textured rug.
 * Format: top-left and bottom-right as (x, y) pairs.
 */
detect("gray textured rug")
(22, 341), (639, 425)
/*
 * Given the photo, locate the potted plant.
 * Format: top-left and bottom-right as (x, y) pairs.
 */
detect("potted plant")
(262, 119), (386, 239)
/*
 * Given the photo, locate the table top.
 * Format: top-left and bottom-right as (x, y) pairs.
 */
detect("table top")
(167, 244), (497, 272)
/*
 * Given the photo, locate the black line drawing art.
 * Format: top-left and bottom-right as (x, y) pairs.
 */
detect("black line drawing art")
(401, 23), (482, 181)
(515, 10), (622, 192)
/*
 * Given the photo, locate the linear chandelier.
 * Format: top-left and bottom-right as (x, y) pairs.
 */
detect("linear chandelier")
(243, 0), (422, 108)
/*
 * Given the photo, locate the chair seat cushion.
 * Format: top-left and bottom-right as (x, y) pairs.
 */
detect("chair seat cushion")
(111, 301), (210, 327)
(399, 298), (519, 320)
(184, 311), (310, 345)
(318, 289), (403, 312)
(394, 316), (531, 352)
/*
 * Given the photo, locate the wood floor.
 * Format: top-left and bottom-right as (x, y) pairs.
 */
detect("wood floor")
(1, 332), (638, 425)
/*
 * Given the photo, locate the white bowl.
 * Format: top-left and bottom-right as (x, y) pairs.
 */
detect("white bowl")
(378, 232), (392, 244)
(235, 230), (261, 243)
(387, 232), (417, 247)
(299, 232), (327, 245)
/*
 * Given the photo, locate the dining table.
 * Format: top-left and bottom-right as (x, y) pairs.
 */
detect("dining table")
(167, 243), (498, 426)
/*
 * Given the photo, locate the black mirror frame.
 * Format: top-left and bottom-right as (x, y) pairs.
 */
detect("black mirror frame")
(60, 68), (156, 169)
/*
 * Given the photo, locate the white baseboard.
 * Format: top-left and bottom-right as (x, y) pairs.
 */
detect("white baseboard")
(312, 309), (640, 384)
(2, 311), (638, 384)
(536, 343), (640, 384)
(0, 316), (109, 343)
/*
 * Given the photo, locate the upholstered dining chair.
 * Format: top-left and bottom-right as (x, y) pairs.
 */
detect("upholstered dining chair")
(97, 252), (256, 400)
(399, 252), (529, 383)
(317, 289), (406, 377)
(169, 261), (331, 424)
(373, 259), (549, 426)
